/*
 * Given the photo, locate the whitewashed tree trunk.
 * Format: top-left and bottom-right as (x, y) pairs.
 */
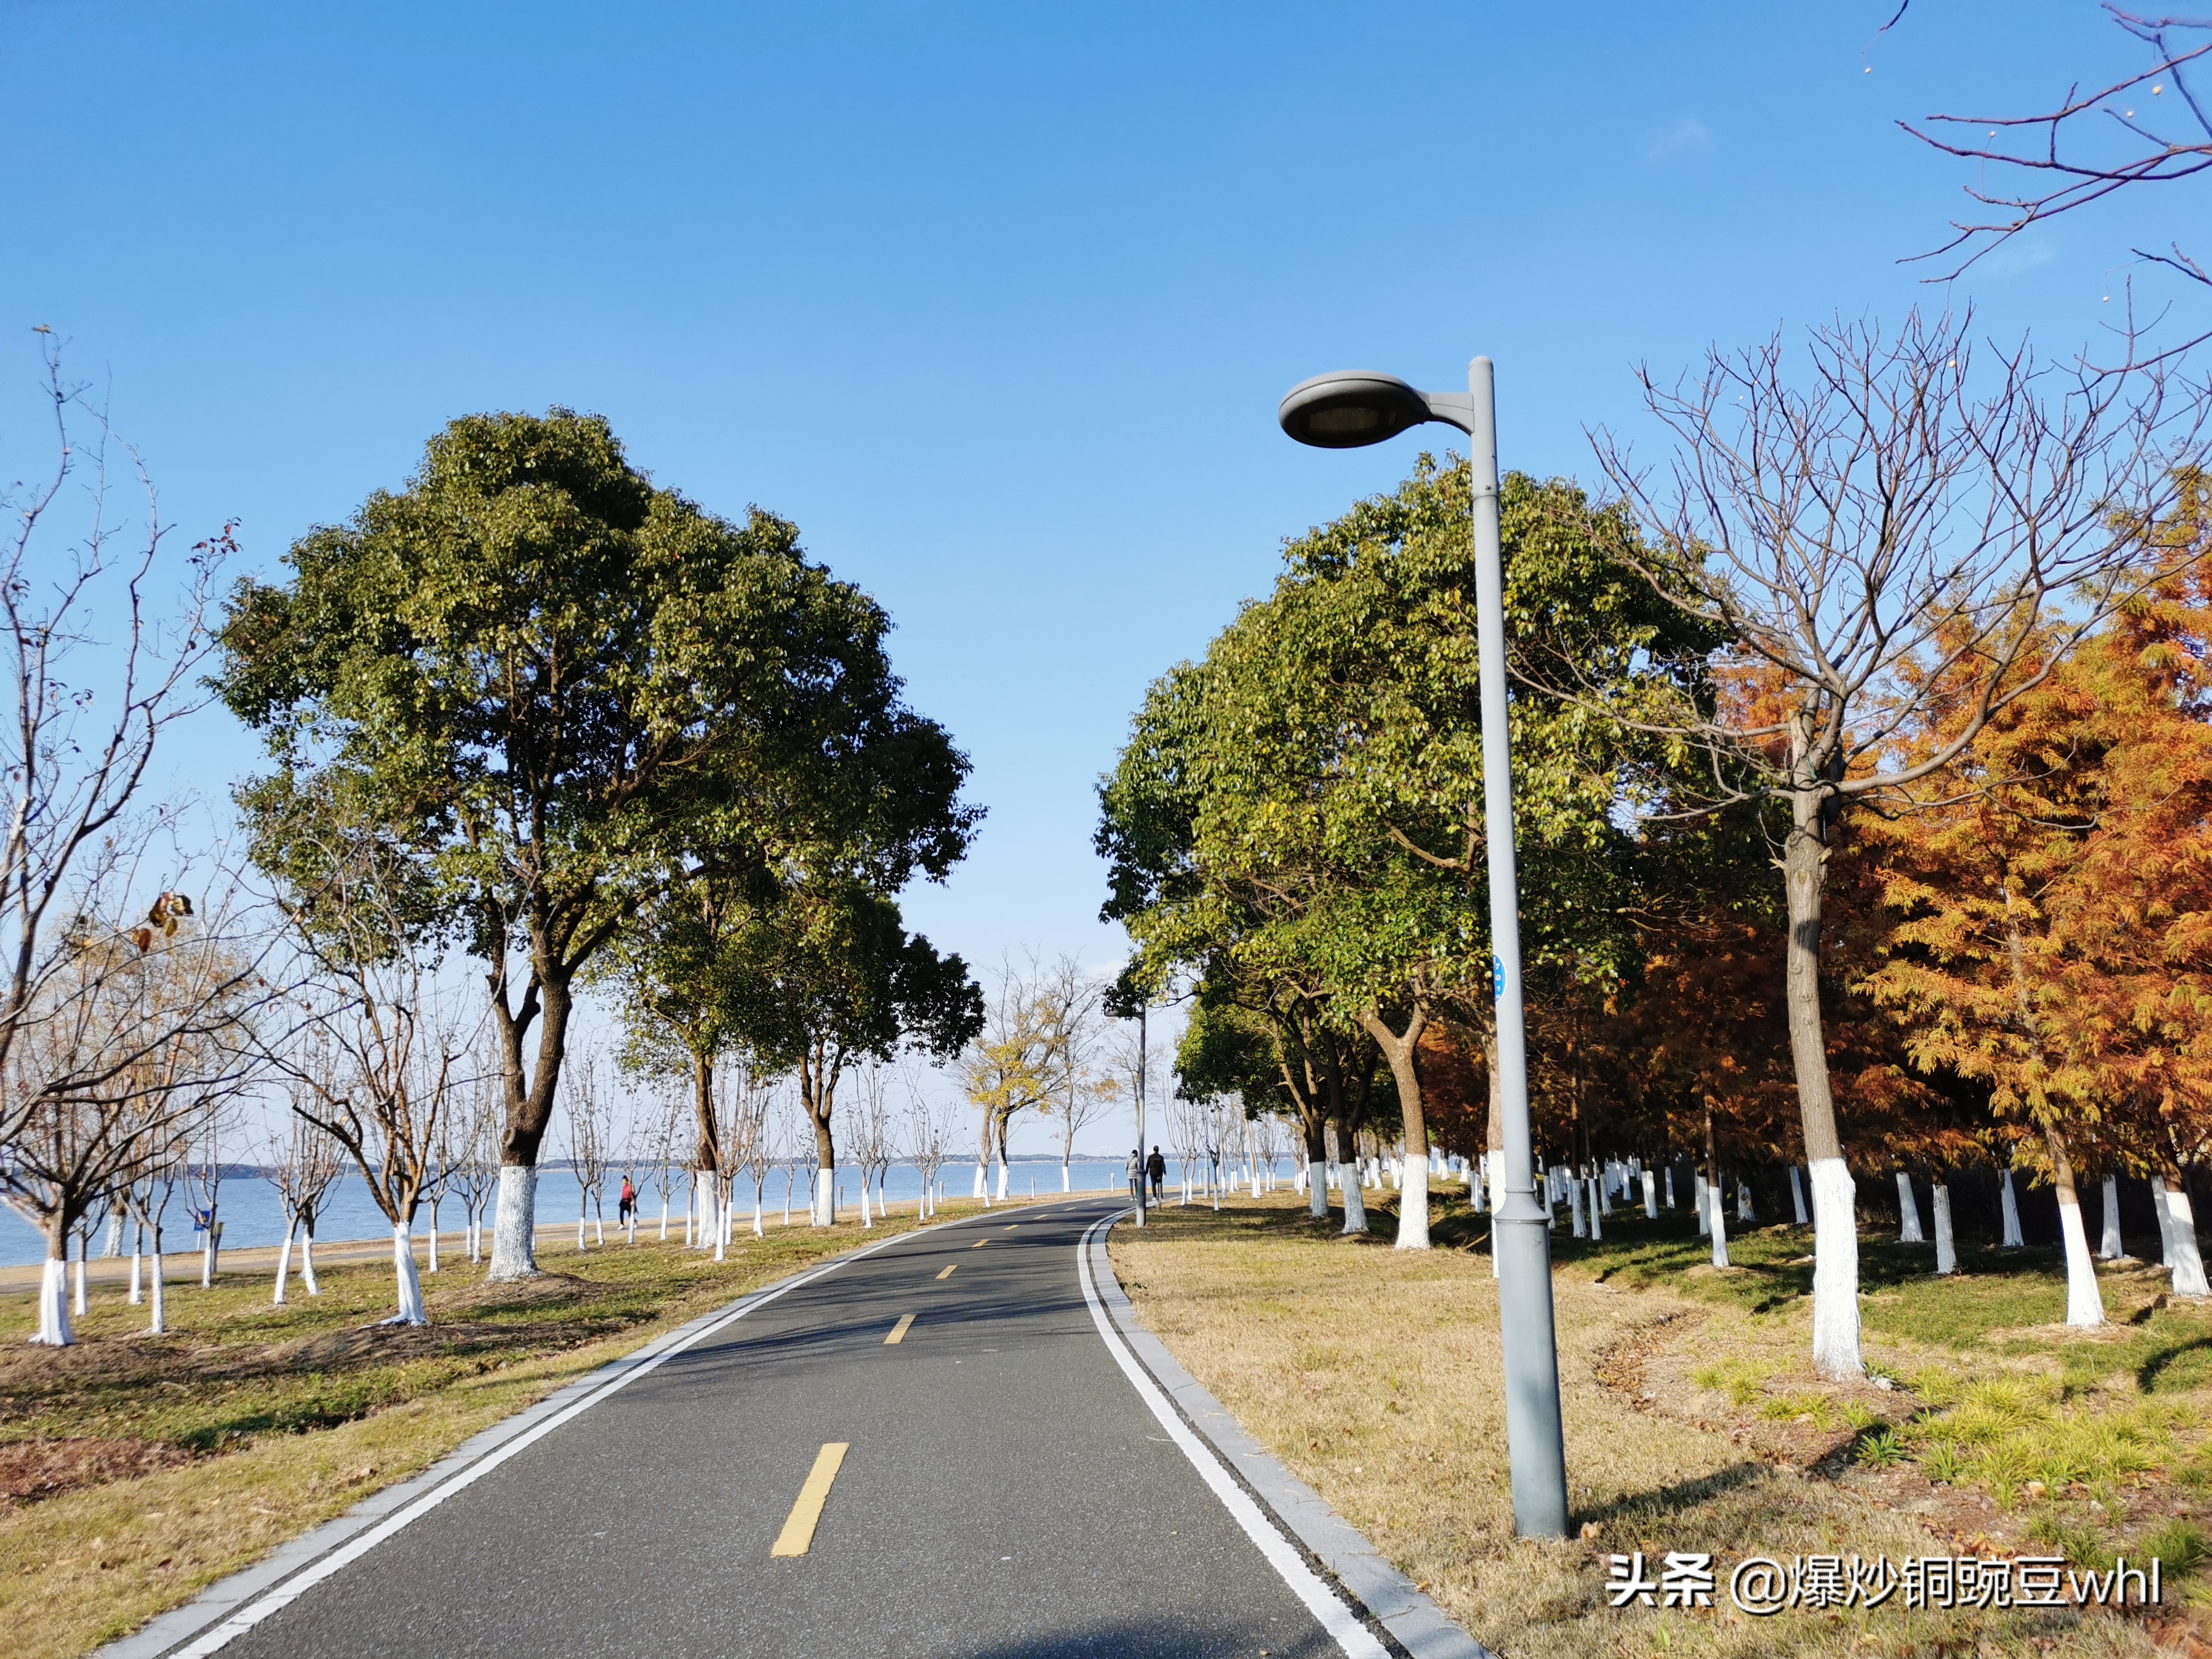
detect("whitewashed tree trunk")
(2100, 1176), (2125, 1259)
(860, 1179), (873, 1227)
(300, 1228), (320, 1295)
(1341, 1169), (1367, 1235)
(2057, 1188), (2104, 1326)
(1062, 1163), (1071, 1191)
(386, 1225), (427, 1326)
(273, 1217), (296, 1306)
(1395, 1160), (1430, 1249)
(593, 1210), (604, 1248)
(129, 1227), (144, 1305)
(1895, 1171), (1925, 1243)
(149, 1227), (168, 1334)
(1598, 1174), (1612, 1218)
(1932, 1182), (1957, 1275)
(1694, 1173), (1709, 1236)
(1586, 1176), (1603, 1241)
(201, 1229), (216, 1289)
(1708, 1180), (1729, 1268)
(1641, 1170), (1658, 1219)
(753, 1193), (765, 1237)
(1736, 1179), (1754, 1223)
(427, 1201), (442, 1273)
(1468, 1155), (1486, 1215)
(1664, 1165), (1676, 1208)
(1789, 1165), (1808, 1224)
(72, 1253), (87, 1319)
(488, 1165), (540, 1280)
(1568, 1175), (1587, 1238)
(2162, 1176), (2209, 1296)
(101, 1209), (123, 1258)
(813, 1167), (836, 1226)
(1999, 1168), (2025, 1247)
(35, 1254), (72, 1346)
(994, 1156), (1009, 1201)
(973, 1162), (987, 1198)
(659, 1198), (669, 1242)
(1306, 1158), (1326, 1218)
(1807, 1158), (1860, 1377)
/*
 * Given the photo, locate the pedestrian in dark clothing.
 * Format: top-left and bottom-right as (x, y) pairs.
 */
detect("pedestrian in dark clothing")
(617, 1176), (637, 1226)
(1146, 1147), (1167, 1201)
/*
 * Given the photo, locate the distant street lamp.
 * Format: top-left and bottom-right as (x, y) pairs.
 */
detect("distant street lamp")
(1279, 357), (1570, 1540)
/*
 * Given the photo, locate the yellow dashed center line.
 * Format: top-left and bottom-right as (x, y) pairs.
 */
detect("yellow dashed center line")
(971, 1239), (989, 1248)
(770, 1442), (849, 1558)
(884, 1313), (914, 1344)
(936, 1264), (957, 1280)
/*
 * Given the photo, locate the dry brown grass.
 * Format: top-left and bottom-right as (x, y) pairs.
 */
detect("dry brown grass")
(0, 1197), (1031, 1659)
(1111, 1192), (2175, 1658)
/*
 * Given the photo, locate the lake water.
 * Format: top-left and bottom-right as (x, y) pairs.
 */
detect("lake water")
(0, 1156), (1292, 1267)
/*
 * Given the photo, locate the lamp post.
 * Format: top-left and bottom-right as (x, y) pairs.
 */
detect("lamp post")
(1279, 357), (1570, 1539)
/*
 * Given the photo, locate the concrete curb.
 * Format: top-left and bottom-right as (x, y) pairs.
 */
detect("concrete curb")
(96, 1207), (1007, 1659)
(1093, 1220), (1496, 1659)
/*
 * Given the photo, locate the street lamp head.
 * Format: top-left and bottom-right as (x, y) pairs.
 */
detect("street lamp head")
(1278, 370), (1433, 449)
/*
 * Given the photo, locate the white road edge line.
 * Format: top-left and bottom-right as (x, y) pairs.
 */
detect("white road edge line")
(1076, 1215), (1389, 1659)
(158, 1219), (961, 1658)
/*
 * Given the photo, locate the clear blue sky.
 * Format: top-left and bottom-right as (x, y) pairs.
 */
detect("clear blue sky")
(0, 2), (2179, 1148)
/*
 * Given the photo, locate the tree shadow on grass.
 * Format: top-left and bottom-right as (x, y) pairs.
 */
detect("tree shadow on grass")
(2137, 1333), (2212, 1395)
(1580, 1458), (1772, 1527)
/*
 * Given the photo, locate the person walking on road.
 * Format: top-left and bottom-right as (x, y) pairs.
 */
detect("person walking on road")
(1126, 1148), (1144, 1211)
(1146, 1146), (1167, 1202)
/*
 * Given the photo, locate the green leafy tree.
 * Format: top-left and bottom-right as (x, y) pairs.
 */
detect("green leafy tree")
(221, 410), (977, 1276)
(1101, 463), (1710, 1247)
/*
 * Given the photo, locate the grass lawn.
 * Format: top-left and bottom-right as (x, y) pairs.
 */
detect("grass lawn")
(1111, 1187), (2211, 1659)
(0, 1200), (1025, 1659)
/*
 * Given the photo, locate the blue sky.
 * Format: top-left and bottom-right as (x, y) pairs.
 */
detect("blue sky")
(0, 2), (2184, 1149)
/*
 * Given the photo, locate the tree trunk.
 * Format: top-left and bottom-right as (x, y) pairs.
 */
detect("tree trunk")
(1664, 1165), (1676, 1208)
(149, 1221), (167, 1334)
(1784, 780), (1861, 1379)
(1587, 1175), (1603, 1241)
(2046, 1127), (2104, 1327)
(488, 1165), (540, 1281)
(1999, 1167), (2024, 1247)
(1568, 1172), (1587, 1238)
(387, 1224), (427, 1326)
(2099, 1175), (2125, 1259)
(1896, 1171), (1925, 1244)
(1789, 1165), (1808, 1224)
(1708, 1175), (1730, 1269)
(2159, 1163), (2210, 1296)
(1932, 1182), (1957, 1275)
(129, 1224), (144, 1306)
(274, 1216), (295, 1306)
(301, 1215), (320, 1295)
(1641, 1168), (1659, 1219)
(1356, 1004), (1429, 1250)
(487, 964), (578, 1281)
(35, 1219), (72, 1347)
(1694, 1172), (1709, 1236)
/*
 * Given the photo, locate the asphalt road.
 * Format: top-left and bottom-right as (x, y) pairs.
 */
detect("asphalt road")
(203, 1197), (1356, 1659)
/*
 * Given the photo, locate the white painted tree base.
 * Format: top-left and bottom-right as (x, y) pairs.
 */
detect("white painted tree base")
(1895, 1171), (1925, 1244)
(1932, 1183), (1957, 1275)
(488, 1166), (541, 1280)
(2100, 1176), (2125, 1259)
(1341, 1174), (1367, 1235)
(1808, 1158), (1863, 1379)
(2162, 1180), (2210, 1296)
(2000, 1168), (2024, 1248)
(1306, 1160), (1327, 1218)
(1707, 1182), (1729, 1268)
(33, 1257), (72, 1346)
(1641, 1170), (1658, 1219)
(1789, 1164), (1809, 1225)
(384, 1225), (427, 1326)
(2057, 1194), (2105, 1326)
(1395, 1162), (1430, 1249)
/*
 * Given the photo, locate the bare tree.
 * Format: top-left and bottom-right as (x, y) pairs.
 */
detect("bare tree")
(1037, 956), (1114, 1192)
(0, 885), (259, 1344)
(899, 1062), (960, 1218)
(1538, 309), (2203, 1378)
(262, 810), (477, 1326)
(725, 1067), (777, 1242)
(1905, 8), (2212, 290)
(264, 1108), (341, 1304)
(440, 1070), (501, 1265)
(561, 1050), (614, 1252)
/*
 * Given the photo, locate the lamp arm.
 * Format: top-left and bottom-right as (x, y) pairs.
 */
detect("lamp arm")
(1419, 392), (1479, 434)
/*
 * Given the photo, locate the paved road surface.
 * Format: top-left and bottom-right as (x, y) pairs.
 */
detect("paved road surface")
(186, 1197), (1366, 1658)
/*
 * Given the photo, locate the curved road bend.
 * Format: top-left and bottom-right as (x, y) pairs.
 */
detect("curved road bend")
(188, 1196), (1372, 1659)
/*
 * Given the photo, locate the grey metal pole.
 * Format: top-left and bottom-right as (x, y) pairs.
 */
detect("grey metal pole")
(1467, 355), (1570, 1539)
